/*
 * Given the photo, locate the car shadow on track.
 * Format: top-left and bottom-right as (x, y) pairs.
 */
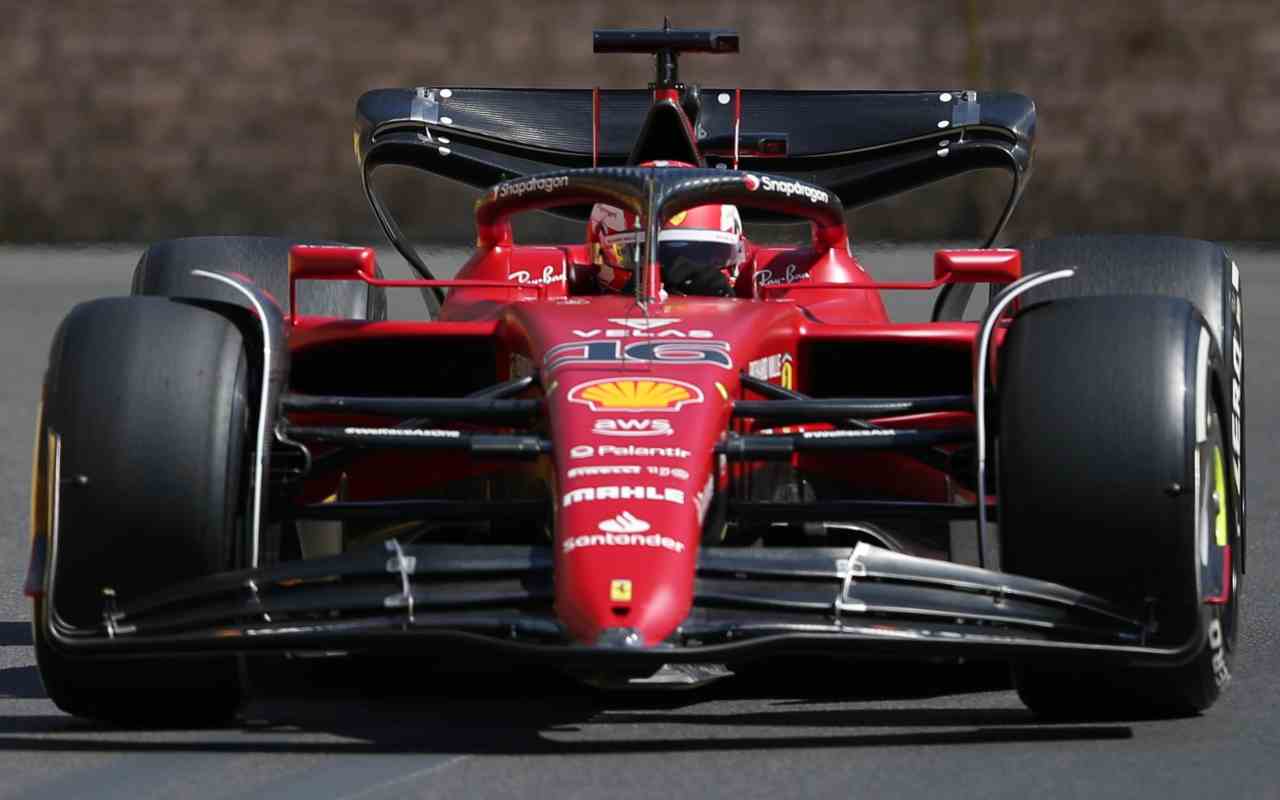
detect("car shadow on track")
(0, 666), (45, 699)
(0, 622), (32, 647)
(0, 657), (1134, 753)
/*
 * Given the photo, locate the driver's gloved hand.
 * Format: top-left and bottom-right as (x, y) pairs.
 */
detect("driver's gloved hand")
(663, 256), (732, 297)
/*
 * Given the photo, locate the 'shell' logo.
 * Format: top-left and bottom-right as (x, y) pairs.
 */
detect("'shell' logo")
(569, 378), (703, 412)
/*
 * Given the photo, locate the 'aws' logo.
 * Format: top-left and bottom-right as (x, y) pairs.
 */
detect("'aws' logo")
(592, 418), (674, 437)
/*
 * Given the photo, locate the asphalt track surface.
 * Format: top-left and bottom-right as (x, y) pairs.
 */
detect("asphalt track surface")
(1, 243), (1277, 799)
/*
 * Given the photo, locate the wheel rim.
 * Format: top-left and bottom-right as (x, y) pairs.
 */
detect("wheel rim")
(1209, 441), (1240, 650)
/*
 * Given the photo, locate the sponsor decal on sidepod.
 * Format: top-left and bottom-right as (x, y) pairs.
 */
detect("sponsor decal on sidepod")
(508, 265), (565, 285)
(748, 353), (794, 390)
(754, 264), (811, 287)
(694, 474), (714, 525)
(747, 353), (791, 381)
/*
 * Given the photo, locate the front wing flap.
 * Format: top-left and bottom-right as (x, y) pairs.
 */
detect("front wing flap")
(40, 542), (1206, 670)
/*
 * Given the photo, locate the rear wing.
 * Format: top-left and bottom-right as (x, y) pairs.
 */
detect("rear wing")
(356, 87), (1034, 223)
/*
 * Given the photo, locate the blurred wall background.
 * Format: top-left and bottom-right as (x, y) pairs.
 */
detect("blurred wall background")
(3, 0), (1277, 243)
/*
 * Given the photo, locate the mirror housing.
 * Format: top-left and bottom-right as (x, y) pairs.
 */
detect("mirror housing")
(289, 245), (378, 281)
(288, 245), (378, 321)
(935, 248), (1022, 284)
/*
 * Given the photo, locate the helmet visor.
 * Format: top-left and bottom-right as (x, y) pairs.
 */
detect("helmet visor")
(602, 230), (739, 275)
(658, 240), (739, 275)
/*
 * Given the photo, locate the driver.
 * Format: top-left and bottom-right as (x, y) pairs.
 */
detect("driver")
(587, 173), (746, 297)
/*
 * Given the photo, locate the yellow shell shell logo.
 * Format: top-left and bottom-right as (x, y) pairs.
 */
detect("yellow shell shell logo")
(568, 378), (704, 412)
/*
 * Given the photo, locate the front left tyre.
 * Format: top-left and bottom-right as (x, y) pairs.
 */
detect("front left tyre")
(998, 295), (1241, 717)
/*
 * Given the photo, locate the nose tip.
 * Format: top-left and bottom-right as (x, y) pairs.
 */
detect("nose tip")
(596, 627), (644, 647)
(556, 563), (695, 647)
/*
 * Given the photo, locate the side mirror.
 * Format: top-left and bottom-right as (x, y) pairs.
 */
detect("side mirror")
(289, 245), (378, 281)
(935, 248), (1021, 284)
(288, 245), (378, 320)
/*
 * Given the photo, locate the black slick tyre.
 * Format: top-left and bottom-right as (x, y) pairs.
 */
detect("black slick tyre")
(998, 295), (1240, 718)
(1017, 234), (1245, 569)
(132, 235), (388, 319)
(1018, 236), (1237, 353)
(34, 296), (251, 724)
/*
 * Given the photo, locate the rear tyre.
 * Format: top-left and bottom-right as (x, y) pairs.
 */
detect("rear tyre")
(999, 296), (1239, 718)
(1018, 234), (1245, 569)
(1018, 236), (1237, 352)
(35, 297), (250, 724)
(132, 235), (388, 319)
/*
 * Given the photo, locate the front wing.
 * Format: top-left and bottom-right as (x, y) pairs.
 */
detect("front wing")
(39, 540), (1205, 671)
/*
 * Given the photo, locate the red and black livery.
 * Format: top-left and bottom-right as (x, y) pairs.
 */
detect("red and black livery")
(26, 27), (1244, 723)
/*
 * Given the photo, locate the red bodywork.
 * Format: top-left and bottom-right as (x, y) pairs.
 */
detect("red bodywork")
(287, 229), (1012, 646)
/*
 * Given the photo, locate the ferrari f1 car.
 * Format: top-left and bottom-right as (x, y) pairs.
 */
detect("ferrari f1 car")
(27, 27), (1244, 723)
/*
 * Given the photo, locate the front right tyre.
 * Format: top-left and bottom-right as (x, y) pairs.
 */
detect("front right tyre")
(34, 296), (251, 724)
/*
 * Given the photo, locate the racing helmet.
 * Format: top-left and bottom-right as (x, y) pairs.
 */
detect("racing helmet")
(588, 163), (745, 296)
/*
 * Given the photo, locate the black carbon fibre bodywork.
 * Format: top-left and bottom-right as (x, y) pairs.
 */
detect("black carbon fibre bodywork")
(41, 541), (1211, 673)
(474, 167), (846, 229)
(355, 87), (1034, 218)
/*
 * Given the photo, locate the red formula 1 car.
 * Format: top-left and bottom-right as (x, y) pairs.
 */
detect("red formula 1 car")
(27, 27), (1244, 723)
